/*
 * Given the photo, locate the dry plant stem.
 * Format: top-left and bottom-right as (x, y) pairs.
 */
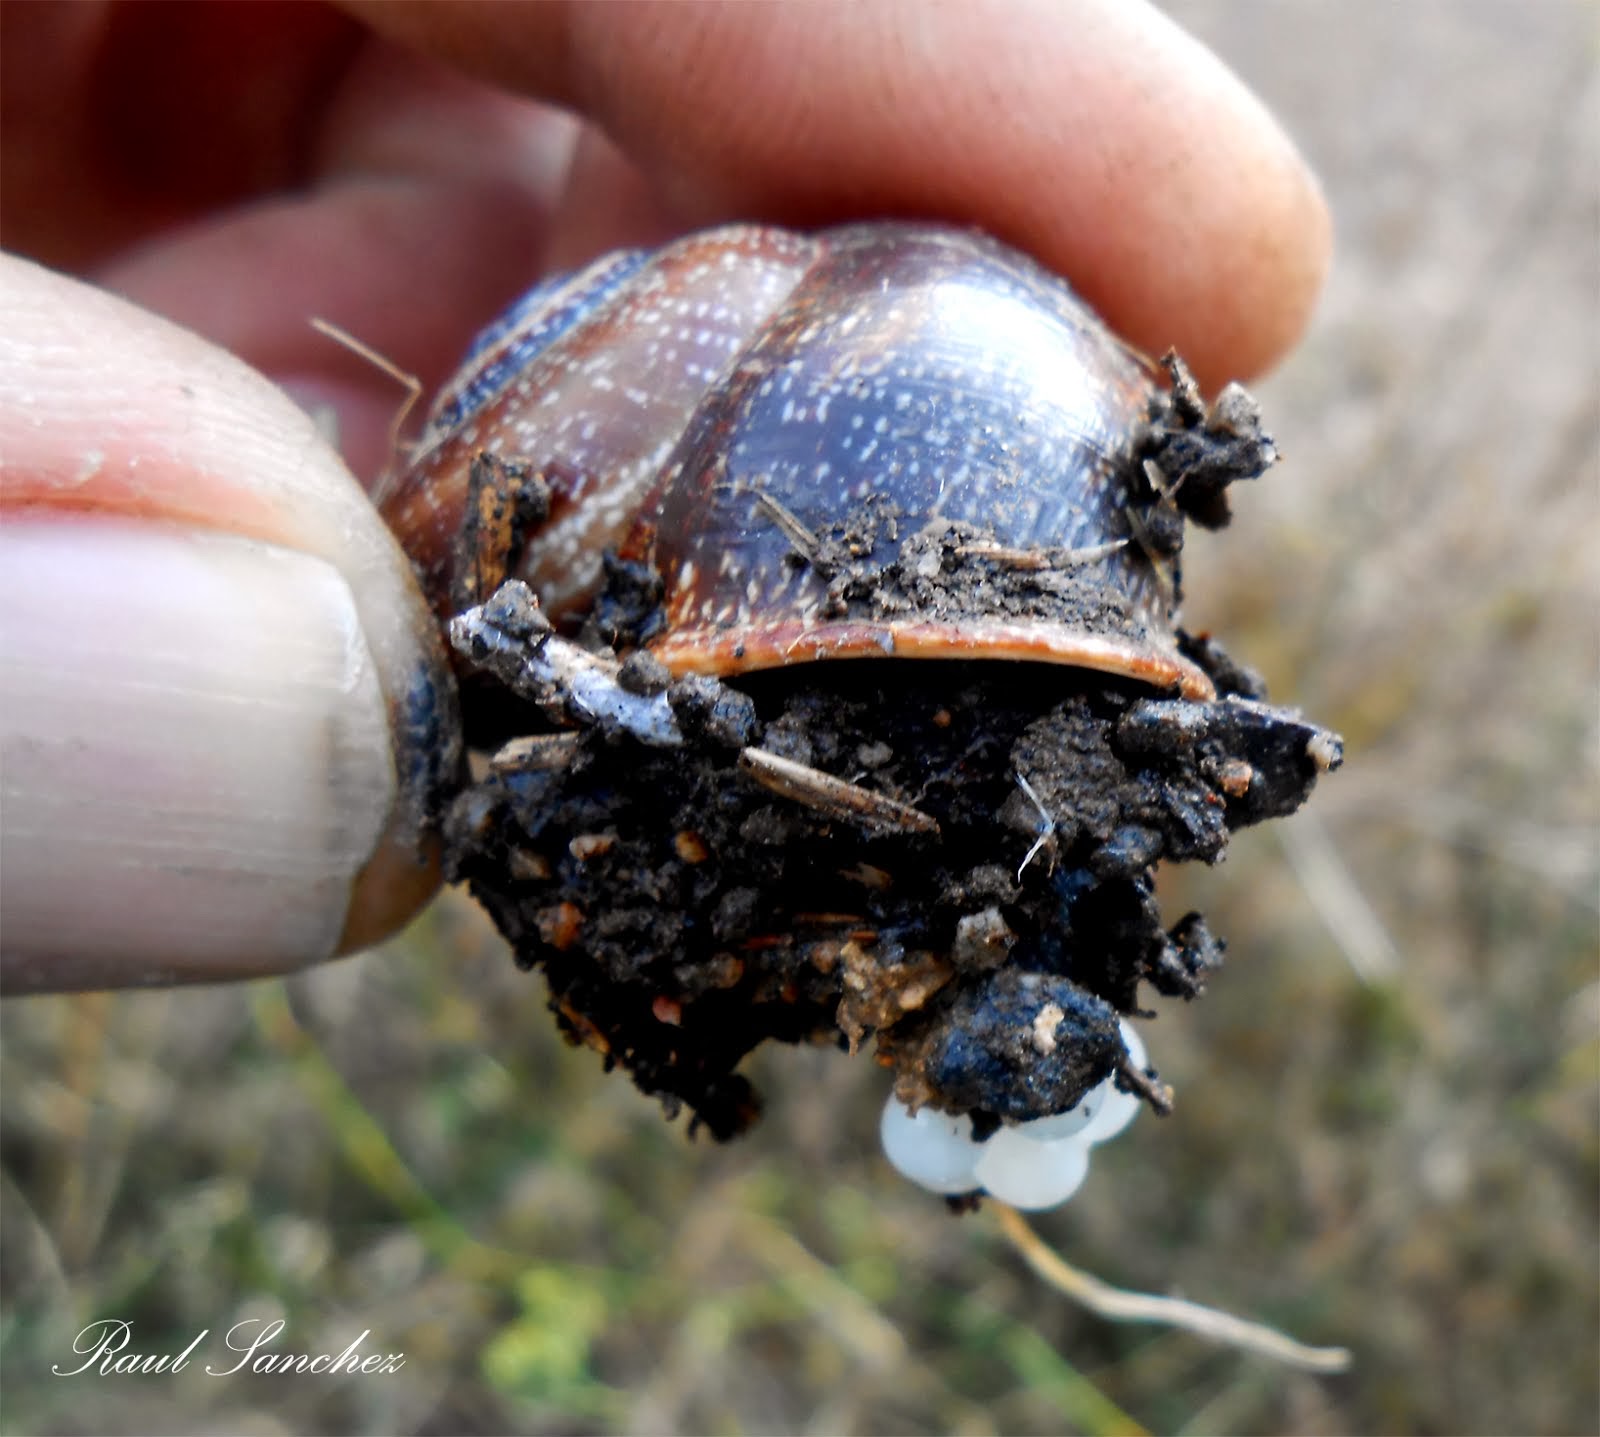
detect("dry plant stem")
(1276, 812), (1399, 984)
(992, 1201), (1353, 1374)
(307, 316), (421, 461)
(737, 745), (941, 836)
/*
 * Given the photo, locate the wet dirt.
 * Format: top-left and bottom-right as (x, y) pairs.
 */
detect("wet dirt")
(437, 346), (1333, 1142)
(445, 643), (1336, 1140)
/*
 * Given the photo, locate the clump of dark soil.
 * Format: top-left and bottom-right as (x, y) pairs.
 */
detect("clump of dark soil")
(436, 344), (1335, 1142)
(444, 632), (1338, 1140)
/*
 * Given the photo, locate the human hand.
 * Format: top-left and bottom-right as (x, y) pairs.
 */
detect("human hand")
(0, 0), (1330, 992)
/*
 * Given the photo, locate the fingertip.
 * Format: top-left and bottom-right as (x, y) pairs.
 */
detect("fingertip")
(338, 832), (444, 956)
(343, 0), (1331, 386)
(0, 519), (404, 987)
(1046, 1), (1334, 383)
(0, 257), (462, 988)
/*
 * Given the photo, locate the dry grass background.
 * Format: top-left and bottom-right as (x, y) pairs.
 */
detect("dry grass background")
(3, 4), (1596, 1434)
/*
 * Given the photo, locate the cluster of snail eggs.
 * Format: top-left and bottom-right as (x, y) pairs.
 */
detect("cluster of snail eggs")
(880, 1020), (1149, 1209)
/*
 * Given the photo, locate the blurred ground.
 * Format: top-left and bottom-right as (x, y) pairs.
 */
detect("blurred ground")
(3, 4), (1596, 1434)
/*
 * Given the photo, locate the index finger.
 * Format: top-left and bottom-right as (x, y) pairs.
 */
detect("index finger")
(339, 0), (1331, 388)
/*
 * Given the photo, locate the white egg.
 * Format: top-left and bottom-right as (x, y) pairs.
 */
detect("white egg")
(1118, 1017), (1148, 1070)
(1012, 1085), (1104, 1141)
(974, 1127), (1092, 1210)
(1079, 1085), (1142, 1146)
(879, 1097), (983, 1193)
(1079, 1019), (1149, 1146)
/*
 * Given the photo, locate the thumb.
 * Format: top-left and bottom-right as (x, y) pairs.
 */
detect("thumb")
(0, 255), (461, 992)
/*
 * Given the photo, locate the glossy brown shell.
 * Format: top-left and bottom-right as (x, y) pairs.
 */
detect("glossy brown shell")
(379, 223), (1215, 701)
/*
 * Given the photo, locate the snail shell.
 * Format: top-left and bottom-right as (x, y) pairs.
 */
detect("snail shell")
(387, 221), (1326, 1147)
(378, 223), (1259, 702)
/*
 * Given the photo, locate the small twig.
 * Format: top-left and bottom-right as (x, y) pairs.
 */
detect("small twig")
(1142, 456), (1189, 504)
(754, 491), (823, 565)
(1121, 503), (1177, 601)
(487, 733), (582, 777)
(991, 1203), (1352, 1374)
(450, 582), (685, 748)
(1014, 772), (1056, 879)
(309, 316), (423, 462)
(1114, 1058), (1173, 1117)
(956, 538), (1129, 569)
(739, 747), (939, 836)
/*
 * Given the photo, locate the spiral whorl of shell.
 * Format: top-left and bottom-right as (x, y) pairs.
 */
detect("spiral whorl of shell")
(381, 224), (1224, 699)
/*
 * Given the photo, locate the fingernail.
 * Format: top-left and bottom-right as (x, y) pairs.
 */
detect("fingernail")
(0, 517), (399, 988)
